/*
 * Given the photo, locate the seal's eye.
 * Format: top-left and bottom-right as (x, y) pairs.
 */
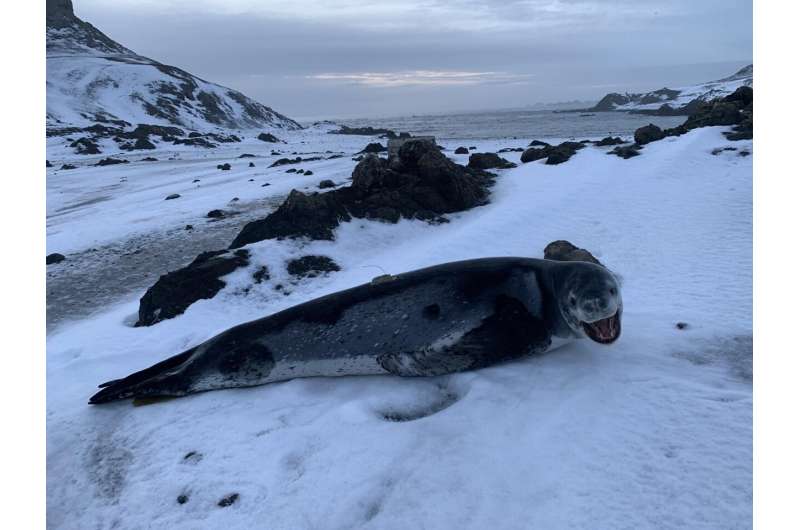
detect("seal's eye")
(569, 296), (577, 308)
(609, 287), (617, 296)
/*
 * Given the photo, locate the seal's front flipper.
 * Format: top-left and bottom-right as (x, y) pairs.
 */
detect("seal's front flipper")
(379, 295), (550, 377)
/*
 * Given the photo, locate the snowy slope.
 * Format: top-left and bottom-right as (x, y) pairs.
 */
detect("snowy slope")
(592, 64), (753, 112)
(46, 0), (300, 132)
(47, 126), (752, 529)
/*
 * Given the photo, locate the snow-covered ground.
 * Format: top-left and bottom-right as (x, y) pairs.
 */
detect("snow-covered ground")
(47, 126), (752, 529)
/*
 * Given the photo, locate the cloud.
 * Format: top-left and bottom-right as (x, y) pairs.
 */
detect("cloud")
(306, 70), (534, 88)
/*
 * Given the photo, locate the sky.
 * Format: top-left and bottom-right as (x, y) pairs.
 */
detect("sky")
(74, 0), (752, 120)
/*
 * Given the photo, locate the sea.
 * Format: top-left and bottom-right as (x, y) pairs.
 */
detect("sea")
(336, 109), (686, 142)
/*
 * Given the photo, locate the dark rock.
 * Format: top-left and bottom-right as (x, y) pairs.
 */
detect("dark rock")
(231, 189), (350, 245)
(270, 157), (302, 167)
(528, 140), (550, 147)
(286, 168), (297, 173)
(543, 240), (601, 266)
(469, 146), (477, 150)
(230, 141), (493, 248)
(185, 224), (193, 230)
(238, 153), (256, 158)
(248, 162), (255, 167)
(131, 124), (184, 139)
(520, 142), (584, 165)
(318, 179), (335, 189)
(252, 266), (270, 284)
(287, 255), (341, 278)
(60, 164), (77, 170)
(46, 160), (53, 167)
(594, 136), (625, 146)
(304, 170), (313, 176)
(165, 193), (181, 200)
(675, 322), (689, 330)
(711, 147), (738, 155)
(95, 157), (129, 166)
(329, 125), (396, 136)
(47, 253), (66, 265)
(192, 179), (200, 183)
(607, 145), (642, 159)
(261, 183), (270, 187)
(257, 132), (282, 143)
(207, 209), (225, 218)
(498, 147), (524, 153)
(70, 137), (101, 155)
(217, 163), (231, 170)
(724, 86), (753, 106)
(683, 101), (744, 130)
(468, 153), (516, 170)
(142, 157), (158, 162)
(634, 124), (666, 145)
(230, 197), (239, 202)
(217, 494), (239, 508)
(173, 137), (216, 148)
(738, 149), (751, 157)
(177, 495), (188, 505)
(136, 249), (250, 326)
(118, 137), (156, 151)
(454, 146), (469, 154)
(358, 142), (387, 154)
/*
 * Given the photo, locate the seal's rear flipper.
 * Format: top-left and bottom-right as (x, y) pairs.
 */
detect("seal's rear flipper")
(88, 348), (195, 404)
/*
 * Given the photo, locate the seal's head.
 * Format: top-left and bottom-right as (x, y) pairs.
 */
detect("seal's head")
(556, 262), (622, 344)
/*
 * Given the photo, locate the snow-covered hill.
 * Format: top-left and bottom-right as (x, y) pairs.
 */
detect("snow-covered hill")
(590, 64), (753, 114)
(46, 0), (300, 132)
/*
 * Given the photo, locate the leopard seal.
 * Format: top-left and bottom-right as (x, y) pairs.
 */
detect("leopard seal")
(89, 257), (622, 404)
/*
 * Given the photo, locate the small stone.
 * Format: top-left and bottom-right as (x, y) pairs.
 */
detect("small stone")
(218, 493), (239, 507)
(675, 322), (689, 330)
(165, 193), (181, 200)
(261, 183), (271, 187)
(249, 162), (255, 167)
(177, 495), (189, 505)
(217, 163), (231, 171)
(184, 224), (193, 230)
(193, 179), (200, 183)
(47, 253), (66, 265)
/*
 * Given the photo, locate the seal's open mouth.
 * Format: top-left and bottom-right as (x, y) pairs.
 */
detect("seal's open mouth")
(581, 311), (621, 344)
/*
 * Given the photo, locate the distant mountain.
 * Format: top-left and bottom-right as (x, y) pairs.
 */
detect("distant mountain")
(587, 64), (753, 115)
(46, 0), (300, 132)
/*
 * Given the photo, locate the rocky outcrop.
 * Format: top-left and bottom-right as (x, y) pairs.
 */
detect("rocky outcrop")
(136, 249), (250, 326)
(520, 142), (585, 165)
(607, 145), (642, 159)
(230, 140), (494, 248)
(467, 153), (516, 170)
(70, 137), (100, 154)
(95, 157), (129, 166)
(633, 124), (666, 145)
(543, 240), (602, 266)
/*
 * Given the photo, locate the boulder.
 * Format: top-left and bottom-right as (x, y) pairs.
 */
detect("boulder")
(454, 146), (469, 154)
(270, 157), (302, 167)
(528, 140), (550, 147)
(95, 157), (129, 166)
(594, 136), (625, 146)
(607, 145), (642, 159)
(304, 170), (313, 176)
(520, 142), (584, 165)
(207, 209), (225, 218)
(634, 124), (666, 145)
(318, 179), (336, 189)
(358, 142), (387, 154)
(287, 255), (341, 278)
(136, 249), (250, 326)
(257, 133), (282, 143)
(467, 153), (516, 170)
(543, 240), (601, 266)
(46, 253), (66, 265)
(248, 162), (255, 167)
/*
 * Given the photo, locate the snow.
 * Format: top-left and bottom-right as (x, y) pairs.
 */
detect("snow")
(47, 126), (752, 529)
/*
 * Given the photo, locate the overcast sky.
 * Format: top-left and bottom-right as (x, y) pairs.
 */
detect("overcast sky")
(75, 0), (752, 120)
